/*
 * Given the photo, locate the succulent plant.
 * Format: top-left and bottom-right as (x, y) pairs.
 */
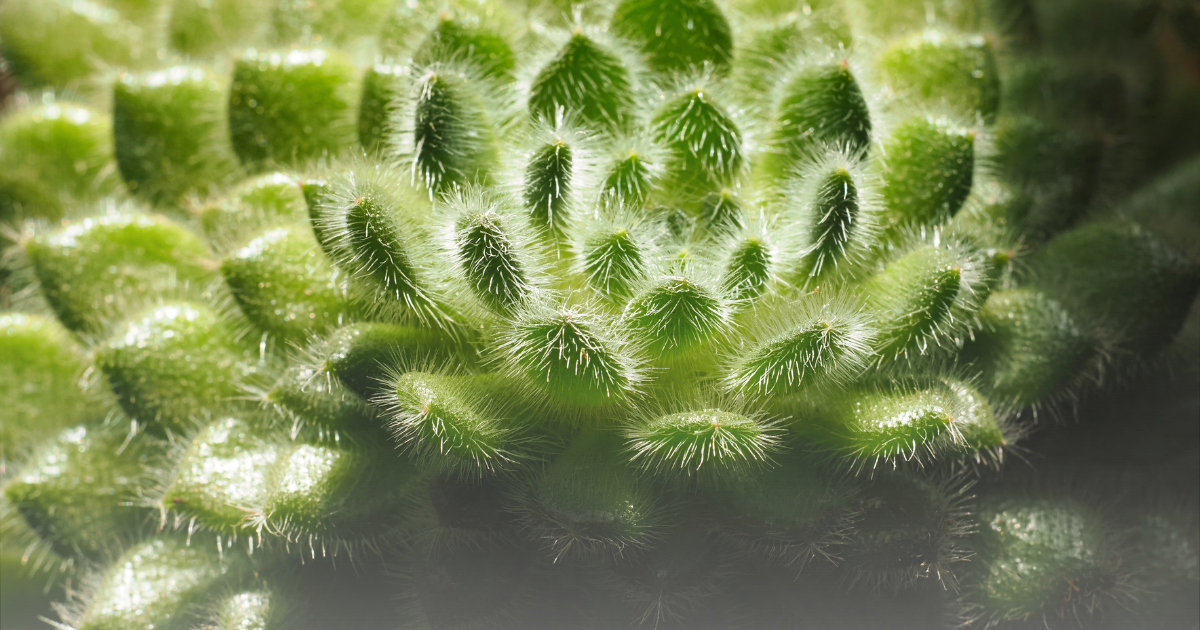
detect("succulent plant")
(1, 0), (1198, 629)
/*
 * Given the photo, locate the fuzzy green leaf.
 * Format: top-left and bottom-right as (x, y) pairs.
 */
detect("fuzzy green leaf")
(0, 0), (144, 89)
(879, 31), (1000, 121)
(4, 424), (153, 559)
(315, 322), (470, 398)
(0, 103), (119, 225)
(271, 0), (394, 46)
(624, 275), (729, 360)
(96, 303), (263, 435)
(581, 226), (648, 302)
(523, 140), (574, 233)
(79, 537), (234, 630)
(222, 226), (357, 343)
(600, 149), (655, 208)
(267, 365), (377, 435)
(863, 244), (981, 361)
(880, 117), (975, 232)
(766, 63), (871, 176)
(163, 416), (281, 533)
(797, 166), (863, 284)
(166, 415), (415, 542)
(797, 384), (960, 463)
(229, 49), (359, 168)
(357, 65), (407, 154)
(708, 451), (853, 567)
(449, 190), (534, 314)
(414, 18), (516, 81)
(728, 300), (873, 397)
(201, 172), (308, 249)
(335, 194), (432, 313)
(733, 10), (852, 95)
(113, 66), (236, 206)
(383, 372), (518, 477)
(698, 189), (744, 239)
(168, 0), (266, 58)
(26, 213), (216, 334)
(528, 34), (634, 132)
(1024, 220), (1200, 357)
(0, 313), (94, 458)
(625, 408), (781, 486)
(843, 472), (964, 588)
(966, 289), (1096, 409)
(407, 70), (497, 194)
(610, 0), (734, 77)
(722, 236), (772, 304)
(499, 303), (642, 409)
(654, 89), (744, 193)
(299, 178), (337, 258)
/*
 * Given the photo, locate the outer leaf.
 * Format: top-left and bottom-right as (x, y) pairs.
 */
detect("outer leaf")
(610, 0), (734, 77)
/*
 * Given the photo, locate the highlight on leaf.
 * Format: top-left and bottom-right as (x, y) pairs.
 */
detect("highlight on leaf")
(162, 413), (419, 551)
(73, 536), (236, 630)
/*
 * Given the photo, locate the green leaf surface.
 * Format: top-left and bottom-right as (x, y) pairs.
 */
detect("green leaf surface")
(26, 213), (216, 334)
(96, 303), (263, 435)
(229, 49), (359, 168)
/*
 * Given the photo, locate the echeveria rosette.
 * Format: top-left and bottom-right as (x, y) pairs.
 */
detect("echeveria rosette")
(0, 0), (1198, 628)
